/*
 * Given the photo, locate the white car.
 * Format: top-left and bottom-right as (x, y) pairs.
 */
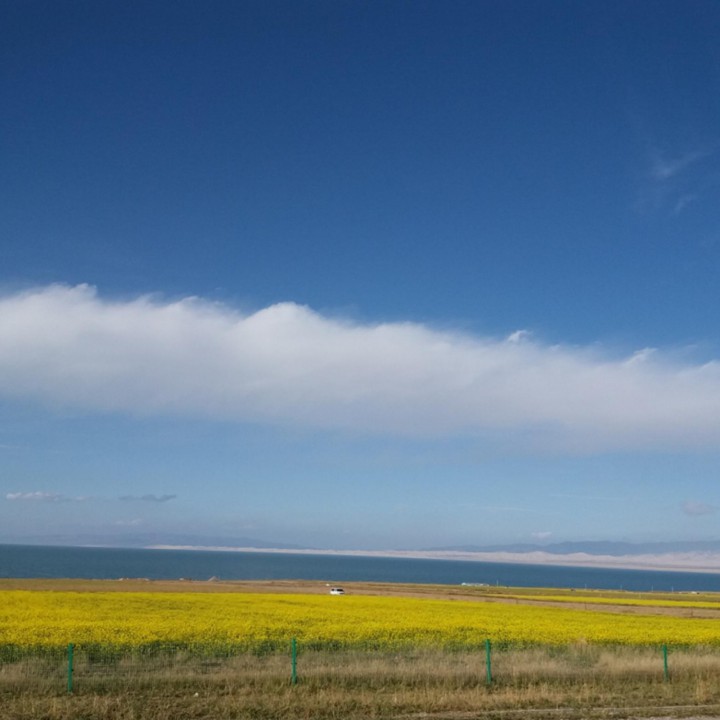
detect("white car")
(329, 587), (345, 595)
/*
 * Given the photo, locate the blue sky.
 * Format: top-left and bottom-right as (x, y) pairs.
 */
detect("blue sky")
(2, 0), (720, 550)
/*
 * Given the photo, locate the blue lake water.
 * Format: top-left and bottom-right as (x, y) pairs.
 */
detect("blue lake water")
(1, 544), (719, 592)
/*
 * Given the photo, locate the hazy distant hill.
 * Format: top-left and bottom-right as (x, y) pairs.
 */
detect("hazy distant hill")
(0, 533), (303, 550)
(428, 540), (720, 556)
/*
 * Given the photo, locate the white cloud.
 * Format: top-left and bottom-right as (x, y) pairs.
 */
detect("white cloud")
(624, 347), (656, 365)
(531, 531), (553, 541)
(5, 491), (91, 502)
(506, 330), (531, 344)
(1, 284), (720, 452)
(6, 491), (64, 502)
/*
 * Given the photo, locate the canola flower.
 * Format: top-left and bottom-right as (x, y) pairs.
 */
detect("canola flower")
(494, 593), (720, 610)
(1, 590), (720, 653)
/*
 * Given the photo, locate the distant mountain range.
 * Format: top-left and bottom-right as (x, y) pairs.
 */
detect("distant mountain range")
(427, 541), (720, 556)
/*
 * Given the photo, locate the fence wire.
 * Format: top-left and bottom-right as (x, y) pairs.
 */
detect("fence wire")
(1, 642), (717, 694)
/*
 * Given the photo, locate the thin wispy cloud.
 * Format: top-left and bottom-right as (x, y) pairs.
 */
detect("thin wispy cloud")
(673, 194), (698, 215)
(5, 491), (91, 502)
(550, 493), (616, 502)
(641, 144), (720, 215)
(531, 531), (553, 541)
(119, 494), (177, 503)
(682, 501), (717, 516)
(5, 489), (176, 504)
(482, 505), (539, 514)
(650, 148), (714, 182)
(1, 285), (720, 452)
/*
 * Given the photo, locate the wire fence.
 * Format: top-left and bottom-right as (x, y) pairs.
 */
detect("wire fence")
(0, 640), (707, 694)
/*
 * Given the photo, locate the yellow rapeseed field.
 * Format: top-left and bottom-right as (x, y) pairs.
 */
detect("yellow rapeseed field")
(1, 590), (719, 652)
(491, 592), (720, 610)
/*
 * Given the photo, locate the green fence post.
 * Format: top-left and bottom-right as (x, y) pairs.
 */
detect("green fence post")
(291, 637), (297, 685)
(67, 643), (74, 694)
(662, 644), (669, 681)
(485, 639), (492, 684)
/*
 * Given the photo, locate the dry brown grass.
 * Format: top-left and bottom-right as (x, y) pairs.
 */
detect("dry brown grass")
(3, 646), (720, 719)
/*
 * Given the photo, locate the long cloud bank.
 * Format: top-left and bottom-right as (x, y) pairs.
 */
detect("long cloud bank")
(1, 284), (719, 452)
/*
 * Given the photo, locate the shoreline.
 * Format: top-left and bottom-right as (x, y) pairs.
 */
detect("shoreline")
(145, 545), (720, 575)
